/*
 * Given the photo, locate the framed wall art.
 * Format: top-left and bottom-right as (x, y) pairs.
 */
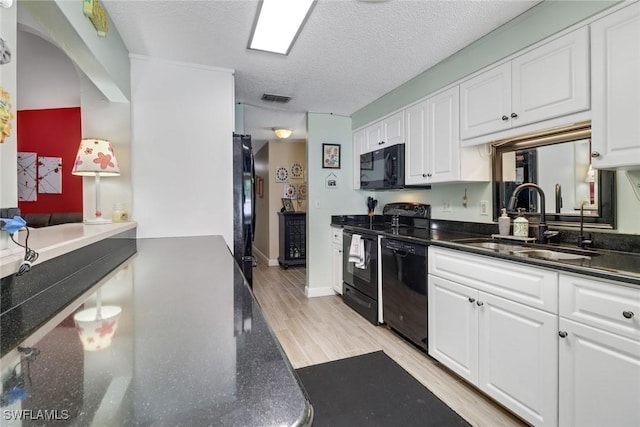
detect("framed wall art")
(322, 144), (340, 169)
(281, 198), (295, 212)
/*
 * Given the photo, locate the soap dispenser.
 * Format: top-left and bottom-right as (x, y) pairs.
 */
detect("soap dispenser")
(513, 209), (529, 237)
(498, 208), (510, 236)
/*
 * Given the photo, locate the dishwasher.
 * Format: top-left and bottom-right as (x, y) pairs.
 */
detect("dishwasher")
(381, 238), (428, 351)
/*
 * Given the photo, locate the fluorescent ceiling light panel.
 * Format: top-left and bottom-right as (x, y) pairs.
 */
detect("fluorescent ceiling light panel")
(249, 0), (315, 55)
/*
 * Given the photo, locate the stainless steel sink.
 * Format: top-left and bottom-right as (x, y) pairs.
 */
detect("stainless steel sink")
(457, 238), (598, 261)
(465, 241), (527, 252)
(512, 249), (591, 260)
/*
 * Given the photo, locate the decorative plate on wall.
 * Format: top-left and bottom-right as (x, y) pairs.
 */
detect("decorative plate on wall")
(276, 166), (289, 183)
(298, 183), (307, 200)
(284, 184), (297, 199)
(291, 163), (303, 178)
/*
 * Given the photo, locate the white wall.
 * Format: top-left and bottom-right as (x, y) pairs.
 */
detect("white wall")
(16, 30), (80, 110)
(79, 73), (132, 222)
(130, 56), (234, 244)
(306, 113), (370, 296)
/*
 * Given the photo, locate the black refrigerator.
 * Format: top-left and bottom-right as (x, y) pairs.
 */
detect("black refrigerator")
(232, 134), (255, 287)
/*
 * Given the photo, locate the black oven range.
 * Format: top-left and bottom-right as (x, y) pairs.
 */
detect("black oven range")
(338, 203), (431, 348)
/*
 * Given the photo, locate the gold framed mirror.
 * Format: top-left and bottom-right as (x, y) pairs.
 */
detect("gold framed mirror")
(492, 122), (615, 229)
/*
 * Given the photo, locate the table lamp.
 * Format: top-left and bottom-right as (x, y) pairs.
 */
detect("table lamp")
(72, 138), (120, 224)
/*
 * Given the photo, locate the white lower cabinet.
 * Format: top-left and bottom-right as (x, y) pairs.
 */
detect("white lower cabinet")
(558, 273), (640, 426)
(331, 227), (343, 294)
(558, 318), (640, 427)
(428, 247), (558, 426)
(429, 275), (478, 382)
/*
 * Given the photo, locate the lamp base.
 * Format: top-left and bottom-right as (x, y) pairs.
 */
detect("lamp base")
(84, 218), (112, 225)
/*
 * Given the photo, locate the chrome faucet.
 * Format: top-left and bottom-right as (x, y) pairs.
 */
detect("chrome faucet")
(579, 201), (593, 248)
(507, 183), (557, 244)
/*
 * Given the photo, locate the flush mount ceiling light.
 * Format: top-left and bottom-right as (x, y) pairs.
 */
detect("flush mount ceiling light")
(273, 128), (293, 139)
(249, 0), (316, 55)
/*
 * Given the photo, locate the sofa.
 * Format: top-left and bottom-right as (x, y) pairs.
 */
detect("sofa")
(24, 212), (83, 228)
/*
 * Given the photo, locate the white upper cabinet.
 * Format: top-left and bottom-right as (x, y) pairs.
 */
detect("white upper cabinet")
(405, 100), (429, 185)
(383, 110), (405, 146)
(364, 110), (405, 152)
(426, 87), (460, 183)
(406, 87), (490, 185)
(460, 27), (590, 144)
(460, 63), (512, 140)
(590, 1), (640, 169)
(353, 128), (366, 189)
(364, 121), (383, 152)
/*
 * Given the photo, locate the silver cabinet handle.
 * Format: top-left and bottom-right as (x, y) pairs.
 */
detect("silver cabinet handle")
(476, 301), (484, 307)
(559, 331), (568, 338)
(468, 297), (476, 303)
(510, 112), (518, 119)
(501, 115), (509, 121)
(591, 151), (600, 158)
(623, 311), (635, 319)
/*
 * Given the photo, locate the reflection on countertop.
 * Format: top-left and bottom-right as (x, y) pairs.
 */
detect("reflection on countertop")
(0, 236), (312, 427)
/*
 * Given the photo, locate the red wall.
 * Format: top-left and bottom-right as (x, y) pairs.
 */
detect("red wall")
(17, 108), (83, 214)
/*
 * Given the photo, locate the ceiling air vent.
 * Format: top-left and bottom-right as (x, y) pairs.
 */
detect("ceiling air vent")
(261, 93), (291, 103)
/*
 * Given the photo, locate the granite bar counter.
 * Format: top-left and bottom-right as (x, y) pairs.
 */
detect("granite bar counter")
(0, 236), (312, 426)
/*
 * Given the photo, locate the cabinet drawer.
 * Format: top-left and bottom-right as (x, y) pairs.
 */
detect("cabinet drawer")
(331, 227), (343, 245)
(429, 247), (558, 313)
(559, 273), (640, 341)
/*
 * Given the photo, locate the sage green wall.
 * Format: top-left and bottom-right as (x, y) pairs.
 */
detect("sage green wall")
(306, 113), (371, 294)
(352, 1), (619, 128)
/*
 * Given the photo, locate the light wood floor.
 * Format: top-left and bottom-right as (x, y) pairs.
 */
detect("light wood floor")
(252, 262), (529, 427)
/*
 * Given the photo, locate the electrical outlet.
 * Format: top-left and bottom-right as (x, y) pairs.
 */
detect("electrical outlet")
(479, 200), (489, 216)
(442, 201), (452, 213)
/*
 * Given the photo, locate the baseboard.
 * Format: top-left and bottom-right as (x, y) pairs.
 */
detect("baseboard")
(252, 246), (279, 267)
(305, 286), (337, 298)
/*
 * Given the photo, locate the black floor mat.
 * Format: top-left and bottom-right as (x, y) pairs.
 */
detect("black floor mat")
(295, 351), (470, 427)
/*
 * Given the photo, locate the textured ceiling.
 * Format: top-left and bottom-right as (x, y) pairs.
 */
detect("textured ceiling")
(103, 0), (540, 149)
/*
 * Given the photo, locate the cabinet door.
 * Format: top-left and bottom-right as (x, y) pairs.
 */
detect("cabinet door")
(460, 63), (511, 140)
(512, 27), (590, 128)
(428, 275), (478, 384)
(353, 128), (366, 188)
(404, 100), (429, 185)
(591, 2), (640, 169)
(427, 86), (460, 183)
(478, 292), (558, 426)
(365, 121), (384, 152)
(332, 244), (343, 295)
(383, 110), (405, 146)
(559, 318), (640, 427)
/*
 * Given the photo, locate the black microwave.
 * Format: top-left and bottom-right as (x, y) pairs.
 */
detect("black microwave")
(360, 144), (405, 190)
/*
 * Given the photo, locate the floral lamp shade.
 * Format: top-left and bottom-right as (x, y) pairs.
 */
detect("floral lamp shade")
(74, 305), (122, 351)
(72, 138), (120, 176)
(72, 138), (120, 224)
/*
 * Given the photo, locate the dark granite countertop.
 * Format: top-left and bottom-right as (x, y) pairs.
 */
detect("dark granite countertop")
(332, 217), (640, 286)
(0, 236), (312, 426)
